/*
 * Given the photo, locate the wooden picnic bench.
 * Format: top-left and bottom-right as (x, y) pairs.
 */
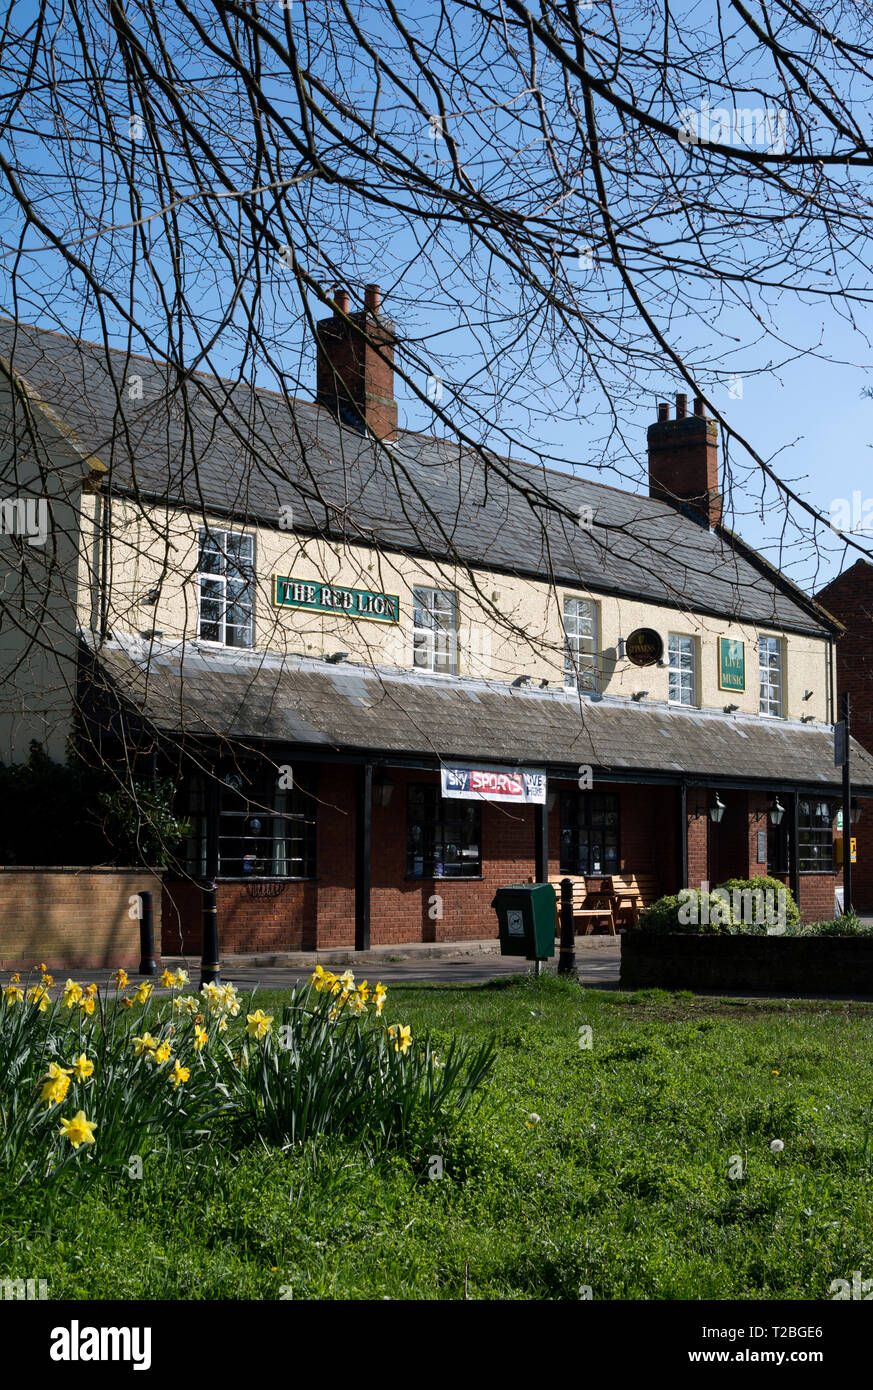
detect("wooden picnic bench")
(548, 874), (616, 936)
(609, 873), (660, 930)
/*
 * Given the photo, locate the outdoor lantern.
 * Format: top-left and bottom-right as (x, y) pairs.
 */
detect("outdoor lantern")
(851, 798), (862, 824)
(373, 768), (395, 807)
(768, 796), (785, 826)
(709, 793), (726, 824)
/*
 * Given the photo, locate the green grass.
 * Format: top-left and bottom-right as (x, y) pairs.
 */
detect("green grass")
(4, 974), (873, 1300)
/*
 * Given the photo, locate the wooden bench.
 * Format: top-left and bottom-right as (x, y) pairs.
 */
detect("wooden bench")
(548, 875), (616, 936)
(609, 873), (660, 930)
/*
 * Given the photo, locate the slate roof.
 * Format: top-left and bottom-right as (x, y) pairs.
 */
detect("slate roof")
(83, 637), (873, 791)
(0, 319), (833, 636)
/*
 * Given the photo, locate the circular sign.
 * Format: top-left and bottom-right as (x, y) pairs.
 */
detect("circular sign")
(625, 628), (663, 667)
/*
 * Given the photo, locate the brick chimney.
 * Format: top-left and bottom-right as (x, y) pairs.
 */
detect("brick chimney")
(315, 283), (398, 440)
(647, 393), (721, 527)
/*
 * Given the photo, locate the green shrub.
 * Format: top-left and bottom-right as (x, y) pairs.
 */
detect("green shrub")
(806, 913), (873, 937)
(639, 878), (799, 935)
(638, 891), (732, 934)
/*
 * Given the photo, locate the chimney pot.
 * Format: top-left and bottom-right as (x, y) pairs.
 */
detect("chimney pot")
(693, 395), (706, 417)
(648, 392), (721, 527)
(675, 393), (687, 419)
(657, 401), (670, 422)
(315, 280), (397, 440)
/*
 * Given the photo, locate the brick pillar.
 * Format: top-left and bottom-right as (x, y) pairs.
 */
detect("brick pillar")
(686, 803), (709, 889)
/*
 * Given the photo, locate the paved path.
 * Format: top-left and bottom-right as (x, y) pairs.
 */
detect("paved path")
(1, 939), (622, 993)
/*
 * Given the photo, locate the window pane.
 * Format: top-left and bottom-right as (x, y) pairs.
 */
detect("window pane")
(563, 597), (597, 691)
(412, 588), (457, 674)
(407, 783), (479, 877)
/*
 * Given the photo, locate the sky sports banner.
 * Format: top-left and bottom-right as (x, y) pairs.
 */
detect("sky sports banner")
(440, 763), (547, 803)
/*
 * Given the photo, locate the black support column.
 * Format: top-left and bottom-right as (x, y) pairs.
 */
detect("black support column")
(534, 797), (549, 882)
(199, 773), (220, 987)
(355, 762), (373, 951)
(790, 789), (800, 910)
(678, 779), (688, 890)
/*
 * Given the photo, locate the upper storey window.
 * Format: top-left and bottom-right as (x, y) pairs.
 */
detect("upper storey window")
(198, 528), (254, 648)
(563, 596), (599, 692)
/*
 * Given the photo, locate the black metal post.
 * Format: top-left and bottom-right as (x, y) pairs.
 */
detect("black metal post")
(843, 691), (853, 916)
(355, 762), (372, 952)
(200, 774), (220, 987)
(534, 798), (548, 883)
(557, 876), (576, 975)
(137, 891), (157, 976)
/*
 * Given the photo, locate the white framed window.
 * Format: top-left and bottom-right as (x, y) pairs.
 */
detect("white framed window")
(668, 633), (696, 706)
(197, 528), (255, 648)
(413, 586), (457, 674)
(759, 635), (783, 716)
(563, 596), (599, 691)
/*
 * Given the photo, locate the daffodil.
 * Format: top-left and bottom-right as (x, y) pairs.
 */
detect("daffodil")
(193, 1024), (208, 1052)
(161, 968), (176, 988)
(121, 995), (134, 1009)
(3, 983), (23, 1005)
(133, 982), (153, 1005)
(388, 1024), (412, 1055)
(311, 964), (334, 993)
(373, 982), (387, 1015)
(26, 985), (50, 1012)
(113, 968), (129, 989)
(84, 983), (98, 997)
(219, 983), (241, 1017)
(246, 1009), (273, 1040)
(170, 1060), (190, 1090)
(132, 1032), (158, 1057)
(152, 1040), (172, 1066)
(61, 979), (83, 1008)
(41, 972), (54, 987)
(79, 996), (95, 1015)
(37, 962), (46, 972)
(357, 980), (371, 1003)
(174, 968), (189, 988)
(69, 1053), (94, 1083)
(10, 972), (20, 984)
(59, 1110), (97, 1150)
(40, 1062), (73, 1107)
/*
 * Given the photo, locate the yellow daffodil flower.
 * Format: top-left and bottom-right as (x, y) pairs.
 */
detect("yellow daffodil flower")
(113, 968), (129, 989)
(26, 985), (50, 1012)
(132, 1032), (158, 1057)
(59, 1110), (97, 1149)
(193, 1024), (208, 1052)
(61, 979), (83, 1008)
(3, 984), (23, 1005)
(152, 1040), (172, 1066)
(41, 972), (54, 987)
(170, 1060), (190, 1089)
(79, 996), (95, 1015)
(373, 982), (387, 1015)
(160, 968), (176, 988)
(10, 973), (20, 984)
(246, 1009), (273, 1040)
(133, 982), (153, 1005)
(174, 968), (189, 988)
(70, 1053), (94, 1083)
(37, 962), (46, 972)
(40, 1062), (73, 1107)
(121, 995), (134, 1009)
(388, 1024), (412, 1055)
(357, 980), (371, 1003)
(311, 964), (333, 992)
(84, 983), (98, 997)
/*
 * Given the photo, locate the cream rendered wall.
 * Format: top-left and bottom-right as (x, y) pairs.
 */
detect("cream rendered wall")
(86, 499), (832, 725)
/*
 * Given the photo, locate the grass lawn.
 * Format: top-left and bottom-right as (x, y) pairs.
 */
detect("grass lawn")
(4, 973), (873, 1300)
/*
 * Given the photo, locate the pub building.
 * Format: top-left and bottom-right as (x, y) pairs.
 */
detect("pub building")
(1, 293), (871, 958)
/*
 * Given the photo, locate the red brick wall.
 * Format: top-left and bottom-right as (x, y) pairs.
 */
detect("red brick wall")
(0, 868), (163, 970)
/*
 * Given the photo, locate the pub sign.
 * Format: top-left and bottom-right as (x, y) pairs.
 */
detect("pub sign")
(718, 637), (745, 692)
(273, 575), (399, 623)
(441, 763), (547, 804)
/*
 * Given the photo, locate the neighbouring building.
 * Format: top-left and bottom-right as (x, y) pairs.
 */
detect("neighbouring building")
(816, 559), (873, 910)
(1, 291), (871, 957)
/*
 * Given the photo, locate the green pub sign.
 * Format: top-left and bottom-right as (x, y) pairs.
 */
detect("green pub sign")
(273, 575), (400, 624)
(718, 637), (745, 692)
